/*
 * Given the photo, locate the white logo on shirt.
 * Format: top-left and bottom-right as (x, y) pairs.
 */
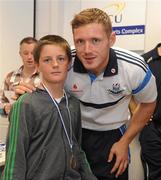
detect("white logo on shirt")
(107, 83), (124, 95)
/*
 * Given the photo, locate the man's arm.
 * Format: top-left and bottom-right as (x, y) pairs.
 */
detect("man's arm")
(0, 72), (12, 115)
(108, 101), (156, 178)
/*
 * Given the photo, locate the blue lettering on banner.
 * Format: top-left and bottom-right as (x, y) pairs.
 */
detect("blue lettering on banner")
(112, 25), (145, 35)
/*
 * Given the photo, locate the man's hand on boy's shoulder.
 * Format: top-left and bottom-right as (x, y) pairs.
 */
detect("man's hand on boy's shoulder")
(13, 82), (36, 100)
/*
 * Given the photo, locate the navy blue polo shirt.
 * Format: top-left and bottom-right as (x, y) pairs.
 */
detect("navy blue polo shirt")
(142, 43), (161, 122)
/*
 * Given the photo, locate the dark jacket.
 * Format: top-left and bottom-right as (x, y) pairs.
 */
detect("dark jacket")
(1, 88), (97, 180)
(142, 43), (161, 122)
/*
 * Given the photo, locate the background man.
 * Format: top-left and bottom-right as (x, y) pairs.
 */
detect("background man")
(0, 37), (39, 115)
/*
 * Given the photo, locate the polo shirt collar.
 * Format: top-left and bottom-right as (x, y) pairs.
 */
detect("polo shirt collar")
(73, 48), (118, 77)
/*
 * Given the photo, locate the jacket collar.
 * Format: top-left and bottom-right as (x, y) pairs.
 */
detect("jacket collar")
(150, 43), (161, 60)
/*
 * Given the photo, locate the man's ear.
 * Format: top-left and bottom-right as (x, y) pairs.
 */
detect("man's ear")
(109, 32), (116, 47)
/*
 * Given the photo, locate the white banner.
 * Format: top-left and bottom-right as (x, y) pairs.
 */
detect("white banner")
(81, 0), (147, 51)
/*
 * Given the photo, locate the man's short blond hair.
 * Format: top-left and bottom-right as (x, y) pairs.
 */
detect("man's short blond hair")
(71, 8), (112, 36)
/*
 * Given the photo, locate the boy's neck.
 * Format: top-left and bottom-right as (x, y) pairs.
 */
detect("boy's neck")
(42, 82), (64, 99)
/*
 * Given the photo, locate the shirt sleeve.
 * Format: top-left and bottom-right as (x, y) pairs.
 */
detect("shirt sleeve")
(132, 67), (157, 103)
(0, 72), (14, 116)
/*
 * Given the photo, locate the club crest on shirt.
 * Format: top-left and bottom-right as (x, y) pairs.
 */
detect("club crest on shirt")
(107, 83), (124, 95)
(70, 83), (83, 93)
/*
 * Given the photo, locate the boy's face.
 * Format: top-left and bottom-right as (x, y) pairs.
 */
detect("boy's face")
(73, 22), (115, 75)
(19, 42), (36, 69)
(38, 44), (69, 85)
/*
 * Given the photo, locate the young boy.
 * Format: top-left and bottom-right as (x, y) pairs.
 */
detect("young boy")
(1, 35), (97, 180)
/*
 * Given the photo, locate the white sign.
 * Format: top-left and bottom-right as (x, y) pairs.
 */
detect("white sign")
(81, 0), (147, 51)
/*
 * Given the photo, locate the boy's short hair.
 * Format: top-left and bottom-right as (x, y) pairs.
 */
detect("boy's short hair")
(34, 35), (72, 63)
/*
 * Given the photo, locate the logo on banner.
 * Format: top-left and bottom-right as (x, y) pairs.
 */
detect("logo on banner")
(104, 1), (126, 24)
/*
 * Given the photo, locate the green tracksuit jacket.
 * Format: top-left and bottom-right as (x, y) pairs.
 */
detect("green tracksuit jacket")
(1, 88), (97, 180)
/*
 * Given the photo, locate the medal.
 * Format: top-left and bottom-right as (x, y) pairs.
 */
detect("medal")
(42, 83), (75, 169)
(70, 153), (77, 169)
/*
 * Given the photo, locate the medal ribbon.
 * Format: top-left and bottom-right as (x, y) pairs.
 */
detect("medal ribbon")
(42, 83), (73, 151)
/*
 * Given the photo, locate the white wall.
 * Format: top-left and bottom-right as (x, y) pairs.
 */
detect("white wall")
(144, 0), (161, 51)
(0, 2), (2, 84)
(35, 0), (81, 45)
(0, 0), (34, 87)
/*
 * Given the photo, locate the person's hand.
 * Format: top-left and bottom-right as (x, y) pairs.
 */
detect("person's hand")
(108, 140), (129, 178)
(12, 82), (36, 100)
(4, 103), (12, 115)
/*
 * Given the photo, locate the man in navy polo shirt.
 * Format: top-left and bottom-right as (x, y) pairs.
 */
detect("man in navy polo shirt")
(139, 44), (161, 180)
